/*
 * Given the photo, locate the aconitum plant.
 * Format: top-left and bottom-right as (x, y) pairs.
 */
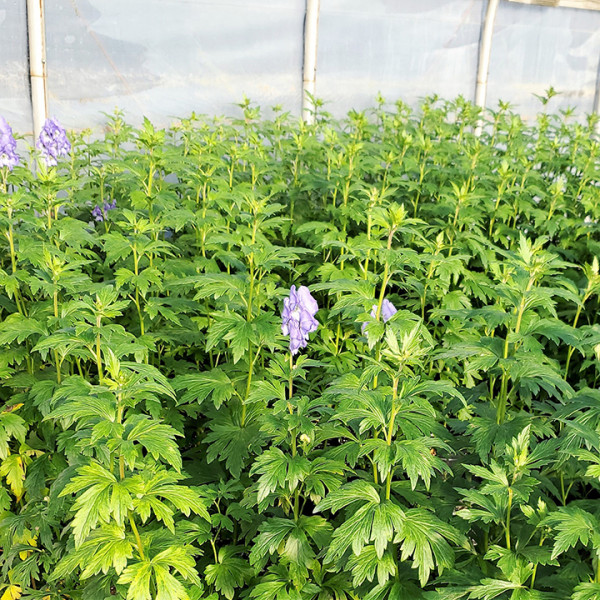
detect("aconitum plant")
(92, 198), (117, 221)
(281, 285), (319, 354)
(36, 117), (71, 166)
(0, 116), (19, 170)
(1, 98), (600, 600)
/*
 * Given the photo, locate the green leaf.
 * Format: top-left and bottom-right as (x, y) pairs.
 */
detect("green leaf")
(174, 368), (235, 409)
(466, 579), (524, 600)
(544, 506), (599, 559)
(126, 415), (183, 471)
(205, 548), (253, 600)
(315, 479), (381, 513)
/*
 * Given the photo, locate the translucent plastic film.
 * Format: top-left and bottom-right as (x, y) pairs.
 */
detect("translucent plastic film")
(24, 0), (600, 129)
(0, 1), (33, 134)
(45, 0), (305, 129)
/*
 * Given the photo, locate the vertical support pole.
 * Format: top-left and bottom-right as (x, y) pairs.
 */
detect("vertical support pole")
(302, 0), (320, 124)
(475, 0), (500, 133)
(26, 0), (48, 141)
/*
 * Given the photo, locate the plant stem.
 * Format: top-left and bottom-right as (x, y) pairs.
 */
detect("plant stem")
(288, 352), (294, 403)
(506, 486), (513, 549)
(95, 313), (103, 383)
(128, 513), (146, 561)
(529, 534), (545, 589)
(385, 377), (399, 500)
(564, 289), (590, 379)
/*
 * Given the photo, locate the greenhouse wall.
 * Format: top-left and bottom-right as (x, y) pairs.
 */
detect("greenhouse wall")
(4, 0), (600, 134)
(1, 1), (32, 133)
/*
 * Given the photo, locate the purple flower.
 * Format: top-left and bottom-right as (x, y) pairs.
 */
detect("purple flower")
(379, 298), (397, 322)
(0, 116), (19, 170)
(281, 285), (319, 355)
(362, 298), (397, 333)
(91, 205), (104, 221)
(37, 118), (70, 167)
(91, 199), (116, 222)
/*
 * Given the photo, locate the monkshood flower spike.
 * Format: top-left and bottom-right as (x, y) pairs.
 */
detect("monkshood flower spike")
(362, 298), (397, 332)
(92, 199), (117, 222)
(281, 285), (319, 355)
(37, 118), (71, 167)
(0, 116), (20, 171)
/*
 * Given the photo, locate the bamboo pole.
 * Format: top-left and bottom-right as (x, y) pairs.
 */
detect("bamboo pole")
(26, 0), (48, 141)
(302, 0), (320, 124)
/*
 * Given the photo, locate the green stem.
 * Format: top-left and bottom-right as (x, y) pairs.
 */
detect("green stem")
(288, 353), (294, 402)
(565, 292), (589, 379)
(129, 513), (146, 561)
(95, 314), (103, 383)
(497, 292), (528, 424)
(506, 487), (513, 549)
(384, 377), (399, 500)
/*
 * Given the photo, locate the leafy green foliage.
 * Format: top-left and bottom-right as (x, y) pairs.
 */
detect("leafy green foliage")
(0, 95), (599, 599)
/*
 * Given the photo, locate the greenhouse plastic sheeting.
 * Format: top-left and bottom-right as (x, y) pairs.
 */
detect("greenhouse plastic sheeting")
(1, 1), (33, 134)
(45, 0), (306, 129)
(317, 0), (600, 119)
(487, 1), (600, 118)
(317, 0), (485, 114)
(25, 0), (600, 131)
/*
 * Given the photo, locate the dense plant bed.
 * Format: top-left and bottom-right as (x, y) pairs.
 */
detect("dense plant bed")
(1, 95), (600, 600)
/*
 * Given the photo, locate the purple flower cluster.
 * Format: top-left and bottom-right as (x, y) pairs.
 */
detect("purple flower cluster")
(362, 298), (397, 332)
(92, 199), (117, 222)
(281, 285), (319, 355)
(37, 118), (71, 167)
(0, 116), (19, 171)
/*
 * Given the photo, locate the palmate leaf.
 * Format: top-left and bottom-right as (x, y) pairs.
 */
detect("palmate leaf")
(126, 414), (183, 471)
(508, 355), (573, 400)
(466, 579), (524, 600)
(247, 379), (287, 405)
(45, 392), (116, 427)
(205, 310), (253, 363)
(51, 523), (133, 580)
(249, 564), (321, 600)
(120, 361), (177, 400)
(315, 480), (381, 514)
(543, 506), (600, 560)
(205, 547), (254, 600)
(193, 273), (248, 303)
(118, 545), (200, 600)
(456, 488), (506, 524)
(572, 583), (600, 600)
(134, 470), (211, 529)
(301, 457), (345, 503)
(204, 409), (264, 477)
(60, 461), (141, 546)
(346, 545), (397, 587)
(0, 454), (26, 499)
(0, 314), (47, 345)
(174, 368), (235, 409)
(395, 508), (466, 586)
(325, 500), (405, 562)
(331, 387), (389, 433)
(250, 515), (332, 571)
(393, 438), (450, 490)
(251, 448), (310, 502)
(0, 410), (27, 460)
